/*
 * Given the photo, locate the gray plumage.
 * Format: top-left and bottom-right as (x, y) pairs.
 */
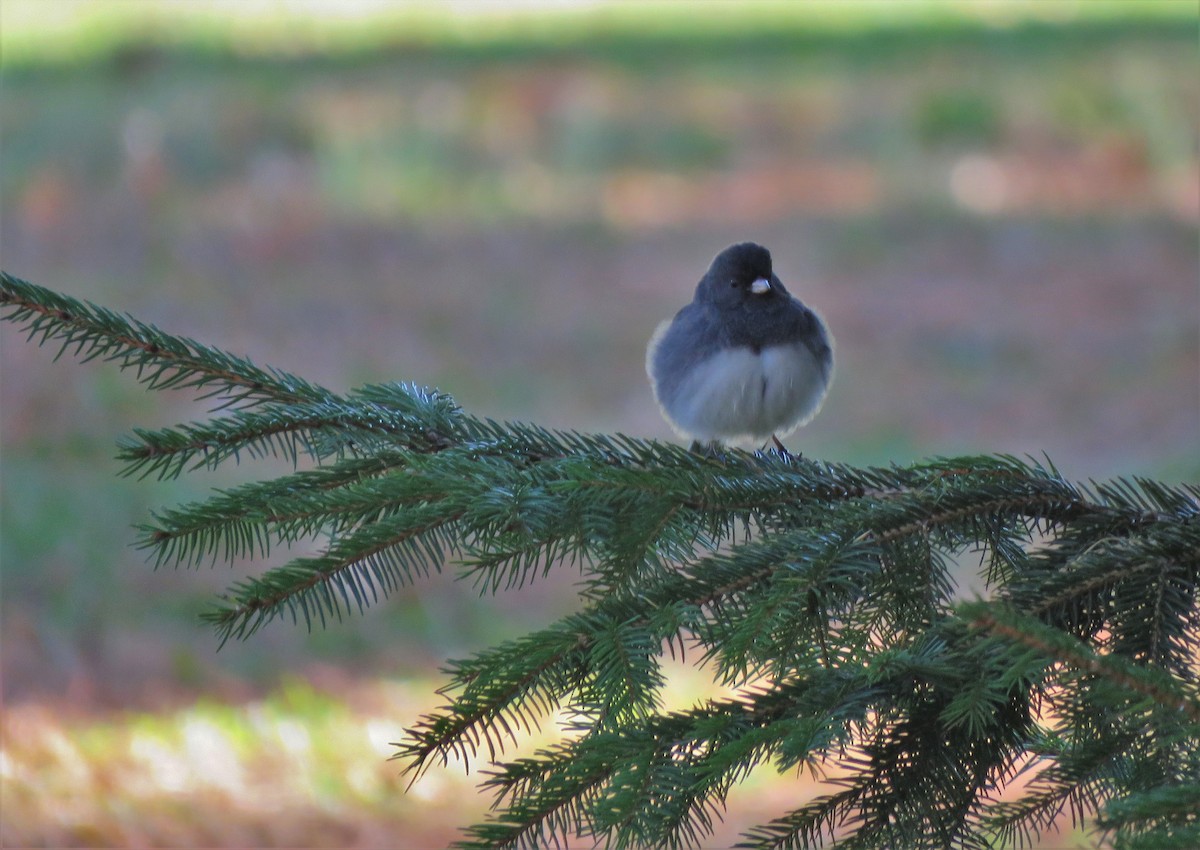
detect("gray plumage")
(646, 242), (833, 445)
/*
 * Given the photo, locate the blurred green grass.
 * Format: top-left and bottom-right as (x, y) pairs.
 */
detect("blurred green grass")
(3, 0), (1196, 692)
(2, 0), (1195, 68)
(1, 675), (489, 847)
(3, 0), (1196, 659)
(1, 5), (1197, 845)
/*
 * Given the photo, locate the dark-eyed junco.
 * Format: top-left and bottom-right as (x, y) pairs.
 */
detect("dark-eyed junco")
(646, 242), (833, 447)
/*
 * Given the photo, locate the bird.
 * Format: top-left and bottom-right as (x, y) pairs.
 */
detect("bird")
(646, 241), (833, 449)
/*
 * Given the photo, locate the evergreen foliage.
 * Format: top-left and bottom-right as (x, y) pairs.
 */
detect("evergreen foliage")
(3, 270), (1198, 849)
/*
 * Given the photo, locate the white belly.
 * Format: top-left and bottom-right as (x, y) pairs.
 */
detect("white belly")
(664, 343), (830, 444)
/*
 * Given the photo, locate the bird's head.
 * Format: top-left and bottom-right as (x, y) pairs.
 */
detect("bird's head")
(697, 242), (787, 308)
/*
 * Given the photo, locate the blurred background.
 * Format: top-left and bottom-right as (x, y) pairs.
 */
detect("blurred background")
(1, 1), (1197, 846)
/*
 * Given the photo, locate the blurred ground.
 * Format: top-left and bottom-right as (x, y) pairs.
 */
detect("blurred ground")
(1, 2), (1197, 847)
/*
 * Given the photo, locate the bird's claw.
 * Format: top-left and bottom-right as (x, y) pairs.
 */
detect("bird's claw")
(769, 434), (799, 462)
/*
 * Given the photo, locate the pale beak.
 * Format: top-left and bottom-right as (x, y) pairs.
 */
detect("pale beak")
(750, 277), (771, 295)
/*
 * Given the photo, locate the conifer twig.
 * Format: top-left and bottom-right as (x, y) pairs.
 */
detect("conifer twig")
(4, 271), (1198, 850)
(1, 271), (331, 408)
(963, 602), (1200, 723)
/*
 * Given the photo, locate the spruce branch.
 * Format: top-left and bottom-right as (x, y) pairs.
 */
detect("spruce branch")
(116, 385), (463, 479)
(399, 627), (590, 782)
(962, 602), (1200, 723)
(201, 503), (466, 646)
(4, 273), (1199, 850)
(135, 451), (414, 567)
(1, 271), (333, 408)
(1095, 786), (1200, 850)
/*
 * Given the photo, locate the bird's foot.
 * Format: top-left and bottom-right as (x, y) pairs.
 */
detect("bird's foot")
(689, 439), (728, 462)
(769, 434), (799, 462)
